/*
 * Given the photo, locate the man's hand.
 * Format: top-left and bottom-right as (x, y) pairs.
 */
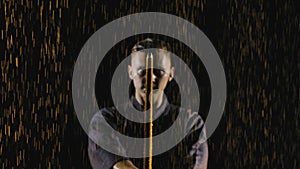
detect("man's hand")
(113, 160), (139, 169)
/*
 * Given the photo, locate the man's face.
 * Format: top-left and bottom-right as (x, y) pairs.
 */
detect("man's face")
(128, 49), (174, 105)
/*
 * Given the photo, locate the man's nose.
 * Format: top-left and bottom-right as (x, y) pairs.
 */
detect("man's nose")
(151, 72), (158, 82)
(145, 70), (158, 85)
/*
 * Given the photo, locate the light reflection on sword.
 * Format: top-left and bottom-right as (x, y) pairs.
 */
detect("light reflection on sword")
(149, 52), (154, 169)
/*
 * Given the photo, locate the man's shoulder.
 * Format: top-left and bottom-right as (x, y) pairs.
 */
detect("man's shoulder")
(168, 104), (205, 131)
(168, 104), (204, 120)
(90, 106), (118, 124)
(90, 104), (205, 129)
(90, 104), (130, 123)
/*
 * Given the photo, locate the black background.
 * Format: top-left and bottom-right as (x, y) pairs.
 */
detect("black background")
(1, 0), (299, 168)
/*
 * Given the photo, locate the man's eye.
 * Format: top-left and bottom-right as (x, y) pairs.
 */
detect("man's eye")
(137, 69), (146, 76)
(137, 69), (167, 77)
(160, 70), (166, 75)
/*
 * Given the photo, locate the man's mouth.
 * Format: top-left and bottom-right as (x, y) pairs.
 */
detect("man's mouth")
(142, 85), (159, 92)
(141, 86), (159, 93)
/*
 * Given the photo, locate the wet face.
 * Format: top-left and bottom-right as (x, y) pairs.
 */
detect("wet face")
(128, 49), (175, 107)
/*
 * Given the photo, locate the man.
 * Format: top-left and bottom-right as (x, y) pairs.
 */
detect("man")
(88, 38), (208, 169)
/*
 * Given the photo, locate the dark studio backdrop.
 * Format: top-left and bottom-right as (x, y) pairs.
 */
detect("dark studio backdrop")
(1, 0), (299, 168)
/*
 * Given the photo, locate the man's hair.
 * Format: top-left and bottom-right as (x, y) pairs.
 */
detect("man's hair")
(131, 38), (171, 52)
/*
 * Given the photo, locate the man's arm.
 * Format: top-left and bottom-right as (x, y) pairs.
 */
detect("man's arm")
(88, 110), (133, 169)
(88, 139), (138, 169)
(88, 138), (121, 169)
(184, 110), (208, 169)
(191, 140), (208, 169)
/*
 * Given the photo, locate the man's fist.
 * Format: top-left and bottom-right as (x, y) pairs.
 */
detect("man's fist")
(113, 160), (139, 169)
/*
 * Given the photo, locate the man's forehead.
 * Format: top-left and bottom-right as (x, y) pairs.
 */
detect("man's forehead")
(130, 53), (171, 70)
(131, 50), (170, 60)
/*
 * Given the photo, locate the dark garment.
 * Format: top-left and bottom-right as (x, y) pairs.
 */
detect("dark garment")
(88, 97), (208, 169)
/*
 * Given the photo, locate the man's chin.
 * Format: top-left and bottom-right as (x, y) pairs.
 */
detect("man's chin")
(142, 89), (162, 95)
